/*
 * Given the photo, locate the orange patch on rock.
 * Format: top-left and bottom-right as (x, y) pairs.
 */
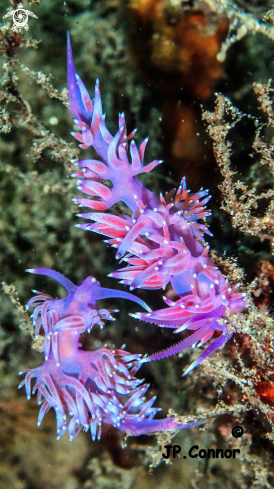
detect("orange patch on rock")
(255, 380), (274, 408)
(123, 0), (228, 186)
(124, 0), (228, 99)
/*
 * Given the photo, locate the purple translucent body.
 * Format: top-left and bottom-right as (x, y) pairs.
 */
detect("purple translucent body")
(68, 33), (246, 373)
(19, 269), (200, 440)
(19, 34), (245, 442)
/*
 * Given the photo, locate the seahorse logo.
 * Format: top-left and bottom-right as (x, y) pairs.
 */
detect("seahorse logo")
(2, 3), (38, 31)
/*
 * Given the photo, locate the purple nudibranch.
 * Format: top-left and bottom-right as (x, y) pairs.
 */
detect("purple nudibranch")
(19, 33), (245, 443)
(68, 33), (246, 372)
(19, 268), (201, 440)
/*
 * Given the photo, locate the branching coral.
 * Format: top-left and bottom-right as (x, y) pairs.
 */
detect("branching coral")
(199, 82), (274, 459)
(202, 0), (274, 61)
(202, 80), (274, 250)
